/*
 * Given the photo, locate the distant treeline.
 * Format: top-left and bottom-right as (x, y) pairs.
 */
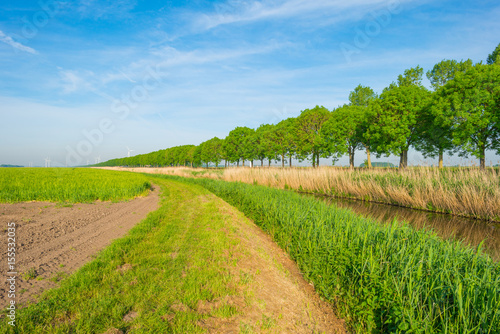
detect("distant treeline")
(0, 164), (24, 168)
(96, 44), (500, 169)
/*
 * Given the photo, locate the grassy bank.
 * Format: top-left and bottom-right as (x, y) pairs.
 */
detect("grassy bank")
(0, 168), (151, 203)
(166, 175), (500, 333)
(0, 179), (245, 333)
(110, 166), (500, 222)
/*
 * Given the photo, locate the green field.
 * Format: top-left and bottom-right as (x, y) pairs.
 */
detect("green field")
(0, 168), (151, 203)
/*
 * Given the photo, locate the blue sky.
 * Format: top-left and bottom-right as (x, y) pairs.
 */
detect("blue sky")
(1, 0), (499, 167)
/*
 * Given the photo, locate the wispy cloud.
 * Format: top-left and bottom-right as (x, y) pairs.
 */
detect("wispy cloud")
(194, 0), (416, 30)
(58, 69), (96, 93)
(95, 42), (289, 85)
(75, 0), (137, 19)
(0, 30), (37, 54)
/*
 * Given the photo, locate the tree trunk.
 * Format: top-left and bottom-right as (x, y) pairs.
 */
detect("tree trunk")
(268, 159), (271, 167)
(289, 156), (292, 168)
(261, 159), (264, 167)
(480, 145), (486, 170)
(312, 153), (316, 168)
(349, 147), (355, 169)
(399, 150), (408, 168)
(242, 159), (245, 167)
(237, 160), (240, 167)
(250, 160), (254, 168)
(438, 149), (443, 169)
(282, 154), (285, 168)
(317, 153), (320, 167)
(366, 148), (372, 168)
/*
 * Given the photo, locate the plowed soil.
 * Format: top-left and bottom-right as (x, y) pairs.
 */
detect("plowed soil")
(0, 187), (159, 308)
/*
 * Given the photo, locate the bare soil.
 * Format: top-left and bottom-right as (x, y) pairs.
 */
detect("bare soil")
(0, 187), (159, 308)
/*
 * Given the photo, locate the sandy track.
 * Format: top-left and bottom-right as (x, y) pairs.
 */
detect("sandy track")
(0, 187), (159, 308)
(195, 192), (347, 333)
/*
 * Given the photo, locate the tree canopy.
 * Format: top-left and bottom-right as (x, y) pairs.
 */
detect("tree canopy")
(295, 106), (331, 167)
(435, 64), (500, 168)
(367, 80), (432, 168)
(487, 43), (500, 65)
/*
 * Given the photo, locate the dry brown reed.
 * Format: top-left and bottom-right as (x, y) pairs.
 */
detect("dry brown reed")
(96, 166), (500, 222)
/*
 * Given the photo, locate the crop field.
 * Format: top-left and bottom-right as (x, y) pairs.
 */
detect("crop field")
(0, 168), (152, 203)
(160, 175), (500, 333)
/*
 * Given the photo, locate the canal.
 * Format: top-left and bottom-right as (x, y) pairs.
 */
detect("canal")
(317, 195), (500, 261)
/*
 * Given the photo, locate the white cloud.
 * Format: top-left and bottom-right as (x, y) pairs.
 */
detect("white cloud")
(0, 30), (38, 54)
(58, 69), (96, 93)
(76, 0), (137, 19)
(194, 0), (416, 30)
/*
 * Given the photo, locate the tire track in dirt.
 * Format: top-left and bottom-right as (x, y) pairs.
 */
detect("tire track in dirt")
(0, 186), (159, 308)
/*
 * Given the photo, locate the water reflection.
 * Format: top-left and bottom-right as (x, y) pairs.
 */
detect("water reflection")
(317, 196), (500, 261)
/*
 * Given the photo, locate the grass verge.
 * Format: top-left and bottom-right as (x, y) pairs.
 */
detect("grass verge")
(166, 175), (500, 333)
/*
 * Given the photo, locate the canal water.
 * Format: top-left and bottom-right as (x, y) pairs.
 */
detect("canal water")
(316, 196), (500, 261)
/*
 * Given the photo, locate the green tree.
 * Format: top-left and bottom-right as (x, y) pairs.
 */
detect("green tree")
(201, 137), (223, 167)
(255, 124), (277, 167)
(242, 128), (257, 167)
(418, 59), (473, 168)
(273, 118), (297, 167)
(186, 145), (196, 167)
(295, 106), (331, 167)
(487, 43), (500, 65)
(426, 59), (473, 90)
(436, 64), (500, 169)
(348, 84), (377, 168)
(397, 66), (424, 87)
(193, 144), (204, 167)
(222, 127), (255, 167)
(366, 70), (432, 168)
(322, 105), (366, 168)
(349, 84), (377, 107)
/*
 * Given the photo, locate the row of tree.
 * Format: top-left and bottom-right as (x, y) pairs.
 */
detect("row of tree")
(97, 44), (500, 169)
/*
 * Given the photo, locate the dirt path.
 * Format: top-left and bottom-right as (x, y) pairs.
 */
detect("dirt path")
(0, 187), (159, 308)
(195, 192), (347, 333)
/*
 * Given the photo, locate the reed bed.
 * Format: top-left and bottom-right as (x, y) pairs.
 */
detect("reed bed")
(0, 168), (152, 203)
(166, 175), (500, 333)
(101, 166), (500, 222)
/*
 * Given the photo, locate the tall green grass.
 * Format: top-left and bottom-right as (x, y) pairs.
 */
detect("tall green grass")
(165, 175), (500, 333)
(0, 168), (151, 203)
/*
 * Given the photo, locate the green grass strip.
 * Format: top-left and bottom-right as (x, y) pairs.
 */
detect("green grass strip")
(164, 175), (500, 333)
(0, 179), (242, 333)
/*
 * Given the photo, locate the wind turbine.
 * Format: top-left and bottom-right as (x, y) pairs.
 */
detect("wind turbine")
(127, 147), (134, 157)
